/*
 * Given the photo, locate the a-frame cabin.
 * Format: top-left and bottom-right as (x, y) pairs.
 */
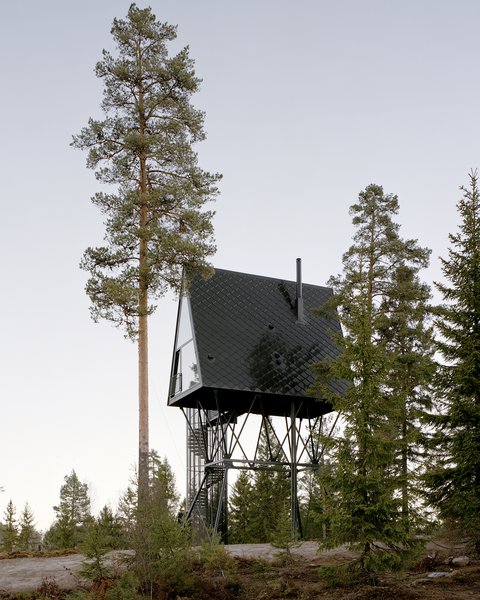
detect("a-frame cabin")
(168, 261), (344, 540)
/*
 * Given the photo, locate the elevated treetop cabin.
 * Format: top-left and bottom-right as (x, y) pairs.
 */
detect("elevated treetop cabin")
(168, 261), (345, 541)
(168, 263), (344, 419)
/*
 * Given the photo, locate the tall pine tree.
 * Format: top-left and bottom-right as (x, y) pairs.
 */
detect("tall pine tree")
(72, 4), (220, 506)
(313, 184), (429, 572)
(425, 171), (480, 551)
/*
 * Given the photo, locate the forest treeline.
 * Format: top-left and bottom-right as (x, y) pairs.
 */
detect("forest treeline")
(230, 174), (480, 572)
(0, 451), (175, 554)
(1, 3), (479, 587)
(1, 173), (480, 576)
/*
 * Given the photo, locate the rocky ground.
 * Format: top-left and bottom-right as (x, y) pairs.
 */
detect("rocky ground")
(0, 540), (479, 599)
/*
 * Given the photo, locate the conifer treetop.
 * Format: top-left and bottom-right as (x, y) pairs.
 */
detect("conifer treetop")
(72, 3), (220, 339)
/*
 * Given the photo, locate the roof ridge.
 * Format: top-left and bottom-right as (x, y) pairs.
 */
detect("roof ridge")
(211, 266), (331, 290)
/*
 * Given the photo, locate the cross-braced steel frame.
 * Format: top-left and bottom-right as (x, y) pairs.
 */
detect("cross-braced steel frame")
(182, 395), (338, 542)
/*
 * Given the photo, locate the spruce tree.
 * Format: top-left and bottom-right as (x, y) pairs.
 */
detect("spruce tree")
(72, 4), (220, 506)
(313, 184), (428, 573)
(300, 470), (328, 541)
(45, 470), (92, 549)
(425, 171), (480, 551)
(129, 453), (190, 588)
(271, 500), (300, 563)
(17, 503), (39, 551)
(2, 500), (18, 553)
(379, 261), (434, 525)
(228, 471), (255, 543)
(248, 422), (290, 543)
(117, 483), (137, 545)
(117, 450), (180, 555)
(300, 413), (338, 541)
(79, 506), (126, 582)
(96, 505), (125, 549)
(149, 451), (180, 515)
(80, 520), (114, 583)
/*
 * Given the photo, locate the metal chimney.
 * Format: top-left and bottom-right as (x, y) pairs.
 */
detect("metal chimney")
(296, 258), (305, 324)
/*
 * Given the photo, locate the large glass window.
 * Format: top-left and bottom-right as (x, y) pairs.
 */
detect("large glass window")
(181, 339), (199, 389)
(170, 297), (200, 396)
(177, 297), (194, 347)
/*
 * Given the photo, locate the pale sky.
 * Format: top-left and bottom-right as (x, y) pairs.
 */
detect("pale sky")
(1, 0), (478, 531)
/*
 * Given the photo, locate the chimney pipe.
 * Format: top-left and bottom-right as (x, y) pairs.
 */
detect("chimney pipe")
(296, 258), (304, 323)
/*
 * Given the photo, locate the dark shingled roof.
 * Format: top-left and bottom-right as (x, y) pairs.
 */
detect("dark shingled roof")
(168, 268), (345, 418)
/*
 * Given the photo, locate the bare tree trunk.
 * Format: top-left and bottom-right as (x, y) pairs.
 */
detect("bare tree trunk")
(136, 148), (150, 579)
(137, 174), (149, 506)
(401, 409), (409, 525)
(136, 248), (151, 581)
(137, 52), (149, 510)
(320, 469), (327, 541)
(138, 289), (149, 505)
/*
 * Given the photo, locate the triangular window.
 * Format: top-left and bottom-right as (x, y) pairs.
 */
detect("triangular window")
(170, 296), (200, 396)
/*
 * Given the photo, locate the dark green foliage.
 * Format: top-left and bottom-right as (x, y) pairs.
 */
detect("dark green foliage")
(79, 506), (126, 583)
(118, 451), (193, 591)
(379, 259), (434, 526)
(228, 422), (291, 544)
(148, 450), (180, 515)
(425, 171), (480, 551)
(300, 414), (338, 541)
(104, 572), (143, 600)
(249, 426), (290, 543)
(116, 484), (137, 546)
(312, 184), (429, 571)
(116, 450), (180, 547)
(44, 470), (92, 550)
(1, 499), (18, 552)
(300, 469), (329, 541)
(79, 519), (115, 583)
(96, 505), (125, 549)
(228, 471), (255, 544)
(197, 532), (235, 576)
(78, 504), (126, 580)
(72, 3), (220, 338)
(271, 501), (300, 563)
(319, 561), (383, 588)
(17, 502), (41, 551)
(135, 502), (194, 594)
(72, 1), (220, 511)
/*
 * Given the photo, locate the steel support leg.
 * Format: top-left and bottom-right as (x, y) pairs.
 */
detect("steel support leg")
(291, 402), (299, 538)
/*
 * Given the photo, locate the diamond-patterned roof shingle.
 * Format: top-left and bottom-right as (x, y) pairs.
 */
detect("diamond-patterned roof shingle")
(168, 268), (345, 418)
